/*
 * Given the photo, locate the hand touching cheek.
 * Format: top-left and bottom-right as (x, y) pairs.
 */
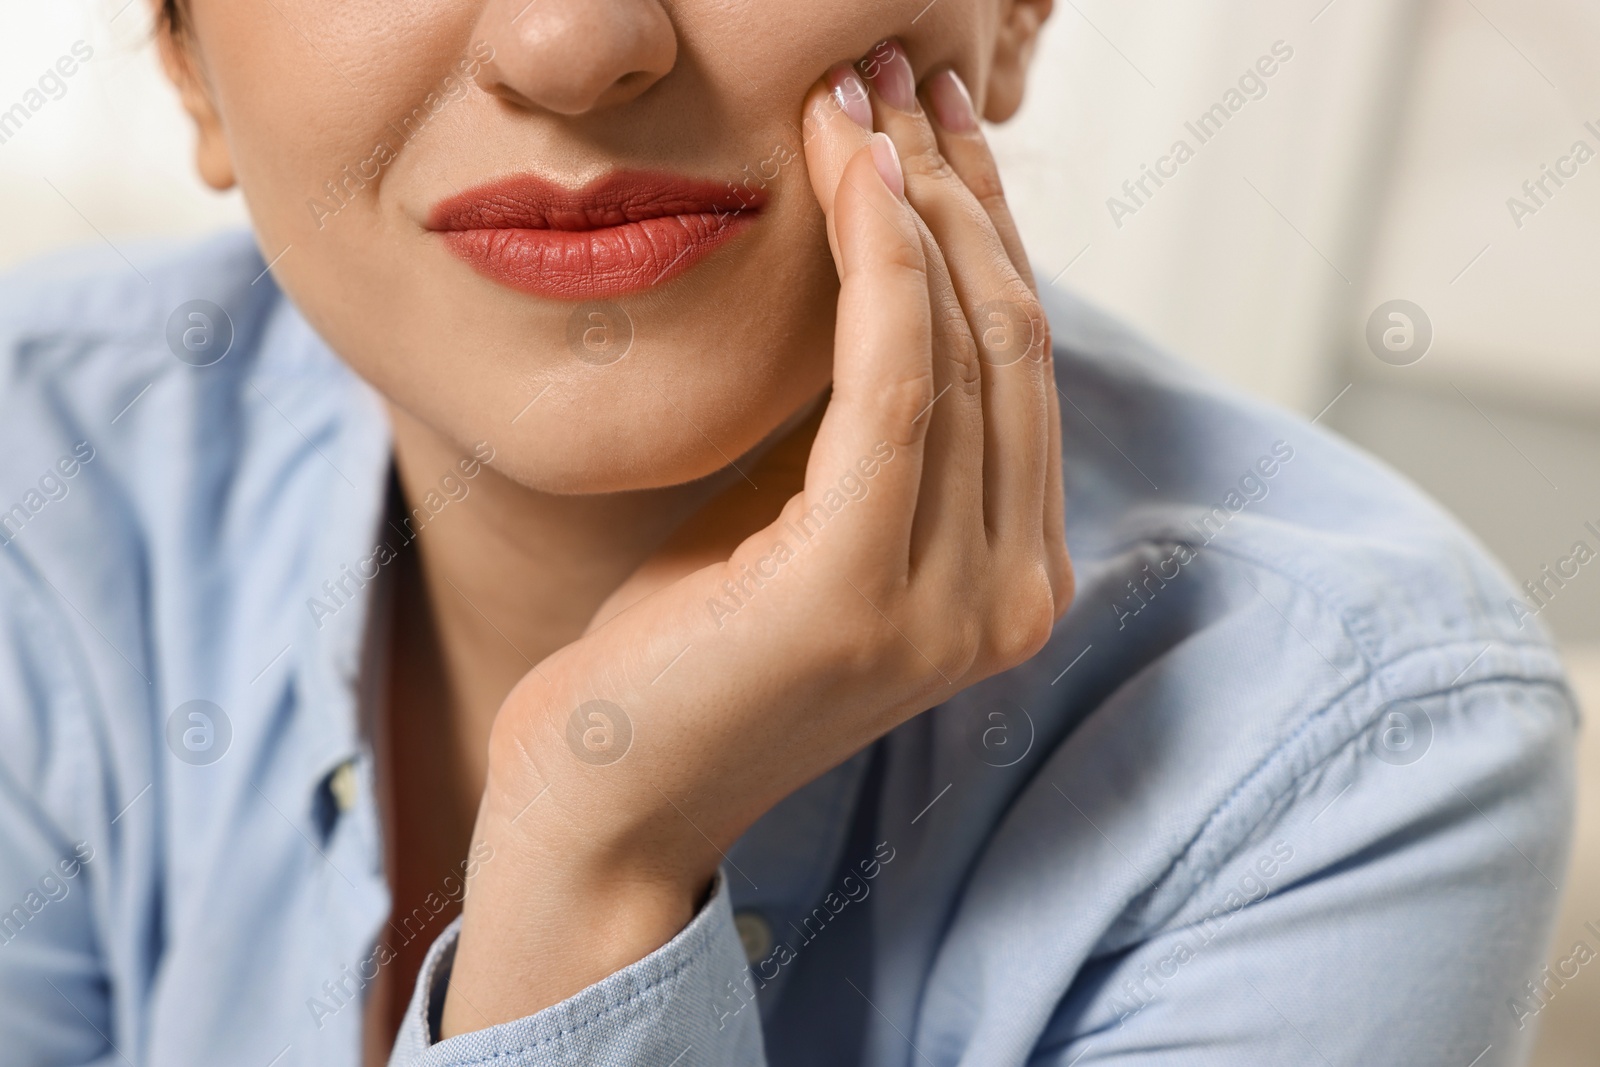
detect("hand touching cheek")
(439, 37), (1072, 1038)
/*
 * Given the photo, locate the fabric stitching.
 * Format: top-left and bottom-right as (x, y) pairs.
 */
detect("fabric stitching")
(1125, 650), (1575, 936)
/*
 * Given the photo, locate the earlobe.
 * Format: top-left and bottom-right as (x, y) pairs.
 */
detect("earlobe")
(983, 0), (1052, 123)
(156, 24), (237, 191)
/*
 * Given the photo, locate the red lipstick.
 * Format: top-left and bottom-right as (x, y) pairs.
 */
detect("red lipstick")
(427, 171), (765, 299)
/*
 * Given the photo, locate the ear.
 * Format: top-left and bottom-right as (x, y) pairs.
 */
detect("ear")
(983, 0), (1052, 123)
(155, 9), (236, 190)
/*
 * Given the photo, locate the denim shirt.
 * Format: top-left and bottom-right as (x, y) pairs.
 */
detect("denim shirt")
(0, 231), (1576, 1067)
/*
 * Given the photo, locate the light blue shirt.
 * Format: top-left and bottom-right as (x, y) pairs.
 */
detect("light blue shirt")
(0, 231), (1577, 1067)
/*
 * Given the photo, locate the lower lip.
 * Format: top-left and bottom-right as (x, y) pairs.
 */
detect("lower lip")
(438, 210), (757, 300)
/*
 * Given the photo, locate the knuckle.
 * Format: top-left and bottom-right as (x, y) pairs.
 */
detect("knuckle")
(932, 298), (984, 396)
(848, 583), (985, 686)
(820, 589), (891, 663)
(834, 615), (895, 676)
(899, 136), (957, 187)
(875, 232), (928, 279)
(986, 572), (1058, 667)
(877, 371), (937, 440)
(964, 166), (1008, 213)
(949, 344), (984, 397)
(834, 586), (917, 674)
(926, 616), (984, 681)
(1004, 282), (1045, 327)
(985, 284), (1048, 365)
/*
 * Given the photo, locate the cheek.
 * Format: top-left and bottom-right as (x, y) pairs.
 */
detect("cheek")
(197, 1), (470, 249)
(188, 0), (986, 493)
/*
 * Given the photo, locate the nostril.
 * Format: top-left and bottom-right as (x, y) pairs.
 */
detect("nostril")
(471, 0), (678, 116)
(614, 69), (662, 98)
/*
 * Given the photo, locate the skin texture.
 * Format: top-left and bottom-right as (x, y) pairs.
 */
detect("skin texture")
(156, 1), (1064, 1060)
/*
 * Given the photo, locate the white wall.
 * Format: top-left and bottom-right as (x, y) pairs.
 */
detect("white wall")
(990, 0), (1422, 414)
(988, 0), (1600, 417)
(1356, 0), (1600, 410)
(0, 1), (245, 272)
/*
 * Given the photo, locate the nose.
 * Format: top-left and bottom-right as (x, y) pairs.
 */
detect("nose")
(470, 0), (677, 115)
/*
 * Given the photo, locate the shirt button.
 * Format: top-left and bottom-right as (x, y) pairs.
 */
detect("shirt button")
(734, 910), (773, 964)
(328, 759), (360, 813)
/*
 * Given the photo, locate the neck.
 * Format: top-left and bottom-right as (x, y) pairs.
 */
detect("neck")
(382, 394), (823, 759)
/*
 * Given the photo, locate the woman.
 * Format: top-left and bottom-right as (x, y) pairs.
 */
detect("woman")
(0, 0), (1575, 1064)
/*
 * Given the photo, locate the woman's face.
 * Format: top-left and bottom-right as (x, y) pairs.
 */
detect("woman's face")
(164, 0), (1047, 493)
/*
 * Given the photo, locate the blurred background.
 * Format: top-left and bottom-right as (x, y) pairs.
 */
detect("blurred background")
(1, 0), (1595, 1060)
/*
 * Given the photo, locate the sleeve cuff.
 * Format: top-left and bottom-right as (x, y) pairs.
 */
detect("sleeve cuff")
(387, 870), (765, 1067)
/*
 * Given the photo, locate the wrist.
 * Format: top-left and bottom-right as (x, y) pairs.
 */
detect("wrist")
(442, 752), (720, 1036)
(442, 856), (712, 1037)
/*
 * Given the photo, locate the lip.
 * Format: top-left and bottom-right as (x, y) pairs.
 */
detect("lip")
(427, 171), (765, 300)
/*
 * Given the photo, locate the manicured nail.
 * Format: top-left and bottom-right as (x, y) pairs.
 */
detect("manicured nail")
(870, 132), (904, 198)
(826, 63), (873, 129)
(927, 68), (978, 133)
(860, 39), (917, 112)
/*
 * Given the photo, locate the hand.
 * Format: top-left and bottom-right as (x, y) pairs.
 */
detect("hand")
(441, 37), (1072, 1036)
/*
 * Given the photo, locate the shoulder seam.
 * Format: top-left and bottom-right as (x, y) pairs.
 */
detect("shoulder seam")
(1129, 640), (1573, 935)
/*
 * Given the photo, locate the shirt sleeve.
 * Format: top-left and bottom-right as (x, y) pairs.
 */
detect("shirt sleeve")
(388, 870), (767, 1067)
(1027, 676), (1577, 1067)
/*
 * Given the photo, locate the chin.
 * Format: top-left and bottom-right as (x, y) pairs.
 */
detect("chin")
(422, 359), (822, 497)
(489, 413), (768, 496)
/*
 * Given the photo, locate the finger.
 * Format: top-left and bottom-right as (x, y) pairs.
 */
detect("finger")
(800, 78), (932, 576)
(922, 68), (1038, 293)
(922, 65), (1071, 608)
(808, 59), (985, 575)
(861, 40), (1049, 548)
(902, 213), (987, 574)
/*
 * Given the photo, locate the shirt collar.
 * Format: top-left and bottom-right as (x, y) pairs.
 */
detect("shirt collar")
(255, 293), (395, 829)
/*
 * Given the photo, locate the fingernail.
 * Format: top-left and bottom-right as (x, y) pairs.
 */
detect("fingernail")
(870, 132), (904, 199)
(860, 39), (916, 112)
(826, 64), (873, 129)
(927, 69), (978, 133)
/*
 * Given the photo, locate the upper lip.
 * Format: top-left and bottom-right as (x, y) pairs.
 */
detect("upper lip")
(426, 170), (766, 232)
